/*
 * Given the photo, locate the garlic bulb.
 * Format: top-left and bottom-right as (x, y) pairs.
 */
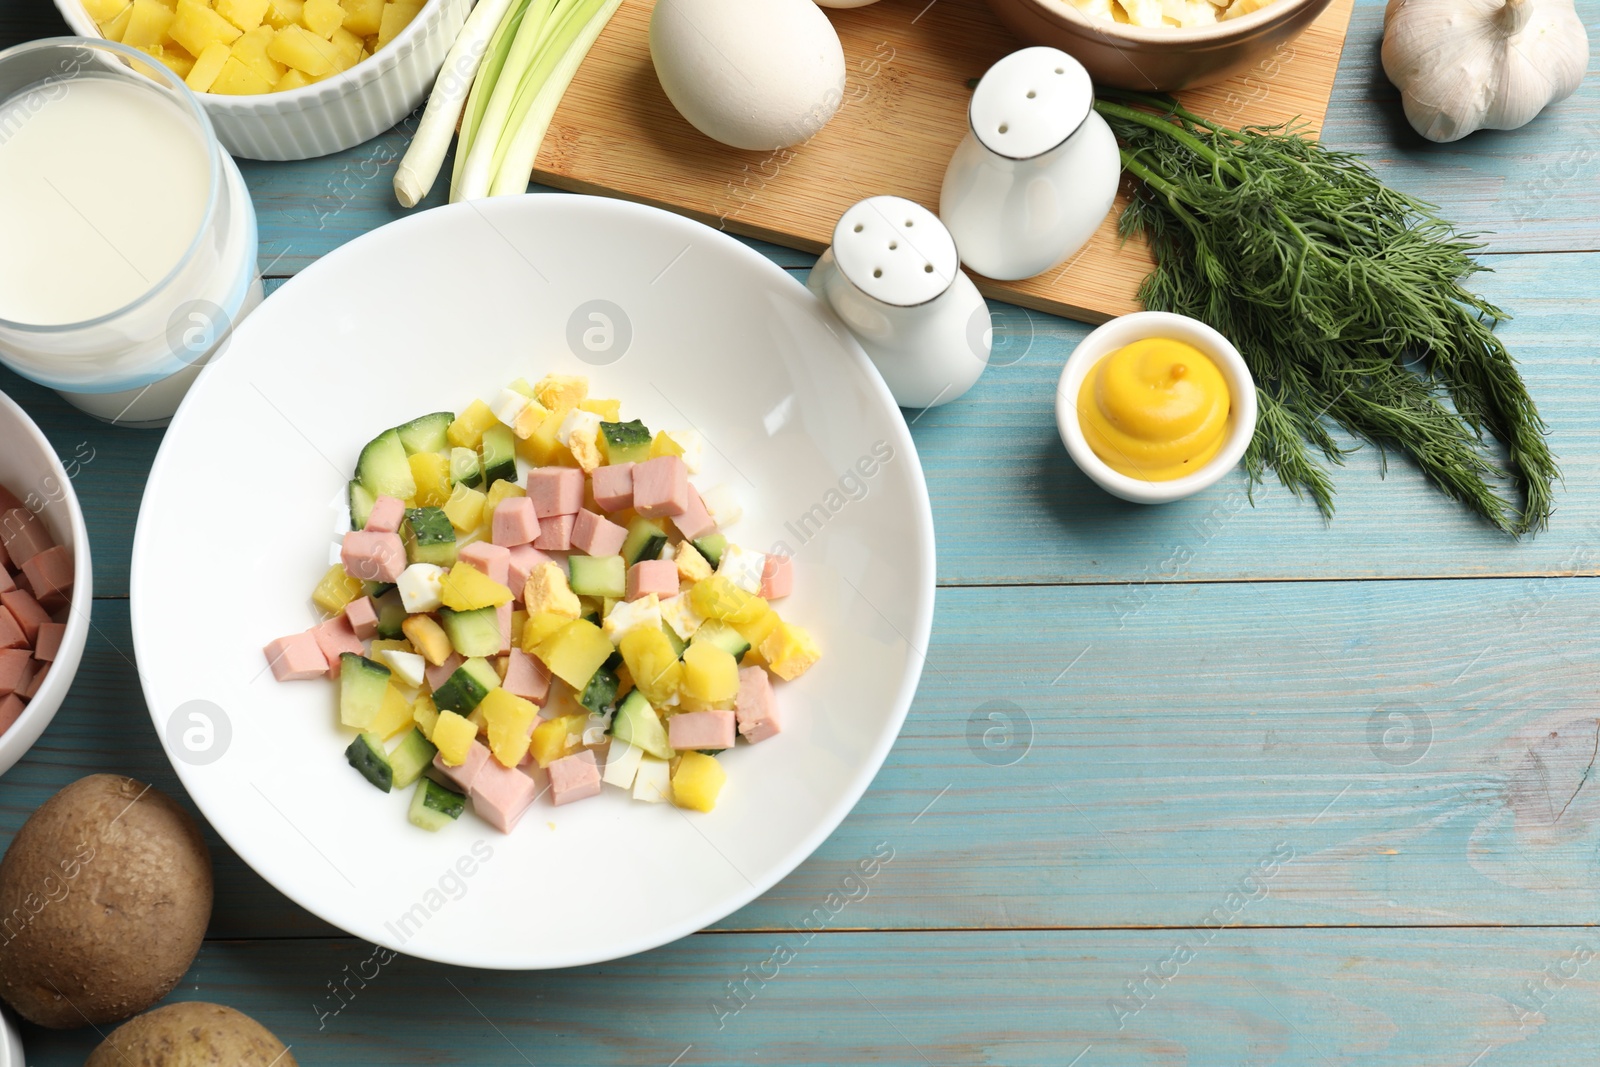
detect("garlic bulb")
(1381, 0), (1589, 142)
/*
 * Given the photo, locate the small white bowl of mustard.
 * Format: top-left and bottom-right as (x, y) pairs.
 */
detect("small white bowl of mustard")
(1056, 311), (1257, 504)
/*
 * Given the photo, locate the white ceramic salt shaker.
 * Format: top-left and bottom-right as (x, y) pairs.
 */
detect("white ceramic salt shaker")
(808, 195), (990, 409)
(940, 47), (1121, 282)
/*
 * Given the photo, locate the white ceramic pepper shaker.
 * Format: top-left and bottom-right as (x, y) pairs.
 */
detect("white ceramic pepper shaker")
(939, 47), (1121, 282)
(808, 195), (991, 409)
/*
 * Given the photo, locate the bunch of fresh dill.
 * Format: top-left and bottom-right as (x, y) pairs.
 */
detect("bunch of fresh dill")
(1091, 90), (1557, 535)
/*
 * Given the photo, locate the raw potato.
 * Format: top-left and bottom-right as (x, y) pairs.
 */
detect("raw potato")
(0, 775), (213, 1029)
(85, 1002), (297, 1067)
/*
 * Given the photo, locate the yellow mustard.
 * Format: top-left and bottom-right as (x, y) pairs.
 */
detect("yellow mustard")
(1077, 337), (1232, 481)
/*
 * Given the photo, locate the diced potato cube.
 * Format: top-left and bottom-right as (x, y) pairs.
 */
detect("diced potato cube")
(409, 451), (451, 508)
(101, 3), (136, 40)
(84, 0), (130, 23)
(328, 24), (363, 63)
(208, 55), (274, 93)
(530, 713), (587, 768)
(442, 483), (486, 532)
(274, 66), (316, 91)
(312, 563), (363, 615)
(447, 401), (498, 450)
(672, 751), (726, 812)
(266, 22), (336, 75)
(156, 45), (196, 80)
(369, 683), (414, 740)
(618, 626), (682, 705)
(481, 688), (538, 768)
(534, 619), (613, 690)
(185, 40), (232, 91)
(230, 25), (286, 84)
(263, 0), (304, 29)
(375, 0), (423, 49)
(439, 562), (514, 612)
(339, 0), (384, 36)
(520, 611), (571, 653)
(215, 0), (270, 31)
(121, 0), (175, 48)
(515, 408), (566, 466)
(481, 477), (525, 516)
(758, 621), (820, 681)
(578, 398), (621, 422)
(649, 430), (683, 460)
(170, 0), (244, 56)
(432, 710), (477, 766)
(681, 643), (740, 705)
(412, 691), (439, 740)
(302, 0), (346, 38)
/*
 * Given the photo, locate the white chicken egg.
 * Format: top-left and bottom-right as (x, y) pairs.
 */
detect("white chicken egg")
(650, 0), (847, 152)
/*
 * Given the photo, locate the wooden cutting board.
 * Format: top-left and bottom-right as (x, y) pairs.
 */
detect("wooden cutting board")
(532, 0), (1356, 323)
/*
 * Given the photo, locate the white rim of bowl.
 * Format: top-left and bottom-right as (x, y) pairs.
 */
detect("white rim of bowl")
(1055, 310), (1258, 502)
(1034, 0), (1322, 43)
(51, 0), (448, 106)
(0, 388), (93, 753)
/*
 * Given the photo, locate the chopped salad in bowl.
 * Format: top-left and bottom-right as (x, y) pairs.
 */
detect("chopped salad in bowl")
(263, 373), (819, 834)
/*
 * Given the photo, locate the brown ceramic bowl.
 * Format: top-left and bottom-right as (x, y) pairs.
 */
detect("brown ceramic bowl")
(982, 0), (1335, 92)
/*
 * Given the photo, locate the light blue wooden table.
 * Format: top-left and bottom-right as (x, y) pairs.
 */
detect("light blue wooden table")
(4, 2), (1600, 1063)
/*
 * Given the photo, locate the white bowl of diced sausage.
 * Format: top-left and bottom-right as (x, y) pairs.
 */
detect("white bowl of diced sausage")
(0, 390), (92, 778)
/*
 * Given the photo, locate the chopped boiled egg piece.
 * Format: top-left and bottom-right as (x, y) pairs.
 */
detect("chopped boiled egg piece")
(397, 563), (446, 613)
(603, 593), (662, 644)
(556, 407), (602, 447)
(633, 755), (671, 802)
(716, 544), (766, 594)
(603, 738), (645, 789)
(658, 593), (704, 641)
(701, 484), (742, 528)
(491, 387), (531, 426)
(380, 649), (427, 688)
(665, 429), (705, 473)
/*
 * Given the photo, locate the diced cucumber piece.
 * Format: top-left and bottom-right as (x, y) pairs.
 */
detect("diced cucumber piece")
(578, 661), (620, 715)
(439, 606), (502, 658)
(346, 731), (394, 792)
(569, 554), (626, 598)
(481, 424), (517, 486)
(373, 590), (408, 640)
(601, 419), (651, 464)
(361, 580), (395, 599)
(409, 777), (465, 830)
(396, 412), (453, 455)
(357, 428), (416, 500)
(449, 446), (483, 488)
(349, 480), (376, 530)
(692, 620), (751, 662)
(621, 516), (668, 566)
(692, 534), (727, 568)
(404, 506), (457, 567)
(661, 621), (687, 658)
(339, 654), (391, 729)
(431, 656), (499, 712)
(388, 728), (437, 789)
(612, 690), (671, 760)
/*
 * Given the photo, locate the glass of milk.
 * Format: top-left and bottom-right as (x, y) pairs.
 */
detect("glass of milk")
(0, 38), (261, 427)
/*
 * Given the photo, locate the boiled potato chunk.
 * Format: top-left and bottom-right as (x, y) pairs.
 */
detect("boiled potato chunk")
(618, 626), (682, 705)
(681, 642), (739, 705)
(168, 0), (243, 56)
(480, 688), (538, 768)
(231, 25), (286, 83)
(340, 0), (385, 35)
(534, 619), (613, 690)
(214, 0), (270, 31)
(84, 0), (131, 21)
(122, 0), (176, 48)
(102, 4), (137, 40)
(672, 752), (726, 812)
(209, 54), (274, 93)
(432, 710), (477, 766)
(267, 23), (337, 75)
(274, 66), (317, 90)
(530, 713), (587, 768)
(301, 0), (345, 37)
(263, 0), (305, 28)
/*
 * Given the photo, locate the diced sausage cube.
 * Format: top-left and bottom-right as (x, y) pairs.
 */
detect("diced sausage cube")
(632, 456), (688, 518)
(310, 616), (364, 676)
(526, 467), (585, 518)
(760, 554), (793, 600)
(424, 652), (465, 692)
(548, 749), (602, 806)
(21, 543), (73, 610)
(668, 710), (736, 751)
(502, 649), (550, 703)
(532, 513), (575, 552)
(364, 494), (406, 533)
(571, 509), (627, 557)
(34, 621), (66, 662)
(492, 497), (541, 547)
(0, 509), (52, 569)
(671, 486), (717, 541)
(459, 541), (511, 587)
(626, 559), (679, 602)
(0, 590), (49, 644)
(0, 566), (14, 594)
(263, 631), (328, 681)
(19, 663), (47, 700)
(735, 666), (780, 743)
(340, 530), (406, 583)
(590, 462), (635, 512)
(433, 741), (490, 793)
(0, 648), (34, 697)
(470, 758), (541, 832)
(344, 596), (379, 640)
(0, 693), (24, 736)
(0, 606), (25, 650)
(507, 544), (560, 599)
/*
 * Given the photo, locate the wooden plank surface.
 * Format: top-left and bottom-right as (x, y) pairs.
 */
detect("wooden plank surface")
(16, 930), (1600, 1065)
(535, 0), (1356, 323)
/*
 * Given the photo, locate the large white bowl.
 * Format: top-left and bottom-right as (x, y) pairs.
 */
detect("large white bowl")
(0, 389), (93, 778)
(52, 0), (470, 160)
(1056, 310), (1258, 504)
(0, 1006), (22, 1067)
(131, 194), (936, 969)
